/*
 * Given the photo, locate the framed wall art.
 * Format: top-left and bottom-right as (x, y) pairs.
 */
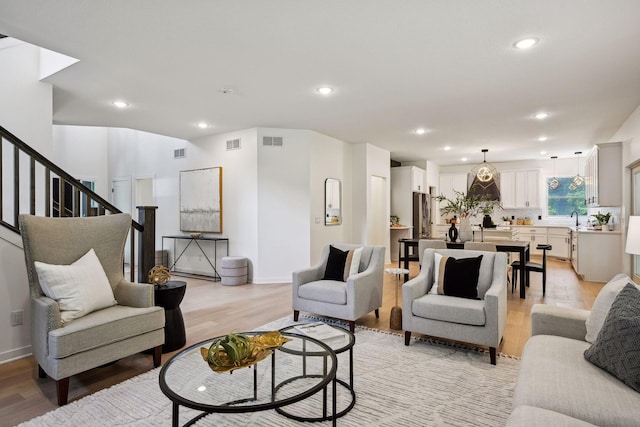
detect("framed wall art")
(179, 166), (222, 233)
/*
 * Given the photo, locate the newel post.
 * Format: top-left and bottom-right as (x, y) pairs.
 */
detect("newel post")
(137, 206), (157, 284)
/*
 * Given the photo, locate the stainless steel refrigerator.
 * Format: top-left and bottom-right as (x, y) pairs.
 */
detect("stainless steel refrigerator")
(412, 192), (431, 239)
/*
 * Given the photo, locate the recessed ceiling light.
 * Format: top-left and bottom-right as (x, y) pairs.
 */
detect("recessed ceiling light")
(533, 112), (550, 120)
(538, 136), (548, 142)
(415, 128), (427, 135)
(443, 146), (452, 151)
(112, 100), (129, 108)
(196, 122), (209, 129)
(316, 87), (334, 95)
(461, 157), (468, 162)
(540, 151), (548, 155)
(514, 37), (539, 49)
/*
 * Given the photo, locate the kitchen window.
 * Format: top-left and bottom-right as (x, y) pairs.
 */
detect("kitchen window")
(546, 177), (587, 216)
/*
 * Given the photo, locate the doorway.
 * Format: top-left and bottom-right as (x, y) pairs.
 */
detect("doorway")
(631, 164), (640, 281)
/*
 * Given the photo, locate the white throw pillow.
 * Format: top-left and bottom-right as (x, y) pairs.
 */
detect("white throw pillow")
(349, 247), (363, 277)
(35, 249), (117, 324)
(430, 253), (442, 294)
(585, 275), (638, 343)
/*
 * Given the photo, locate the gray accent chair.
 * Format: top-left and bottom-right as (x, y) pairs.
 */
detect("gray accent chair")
(402, 248), (508, 364)
(463, 241), (497, 251)
(292, 244), (385, 332)
(417, 239), (447, 265)
(19, 213), (165, 405)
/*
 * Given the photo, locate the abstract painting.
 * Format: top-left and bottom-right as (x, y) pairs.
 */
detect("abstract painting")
(179, 167), (222, 233)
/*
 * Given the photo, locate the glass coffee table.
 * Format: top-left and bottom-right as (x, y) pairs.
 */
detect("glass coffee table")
(278, 324), (356, 421)
(159, 331), (338, 427)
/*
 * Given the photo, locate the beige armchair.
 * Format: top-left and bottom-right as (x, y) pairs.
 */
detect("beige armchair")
(403, 248), (507, 364)
(19, 213), (165, 405)
(292, 244), (385, 332)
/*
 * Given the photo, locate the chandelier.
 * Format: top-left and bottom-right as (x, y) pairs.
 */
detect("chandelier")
(569, 151), (584, 190)
(473, 149), (496, 183)
(549, 156), (560, 190)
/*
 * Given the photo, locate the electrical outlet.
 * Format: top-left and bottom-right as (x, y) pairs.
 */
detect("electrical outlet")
(10, 310), (23, 326)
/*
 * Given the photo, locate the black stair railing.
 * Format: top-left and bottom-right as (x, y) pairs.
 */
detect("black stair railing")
(0, 124), (152, 283)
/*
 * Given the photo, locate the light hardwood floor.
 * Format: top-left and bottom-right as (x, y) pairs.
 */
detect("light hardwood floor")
(0, 257), (604, 426)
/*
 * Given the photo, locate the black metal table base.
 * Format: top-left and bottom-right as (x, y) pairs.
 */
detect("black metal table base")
(274, 375), (355, 421)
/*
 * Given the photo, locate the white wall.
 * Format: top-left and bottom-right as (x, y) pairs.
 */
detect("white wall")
(256, 128), (311, 283)
(612, 103), (640, 275)
(351, 143), (391, 262)
(0, 40), (53, 362)
(52, 126), (109, 197)
(309, 131), (352, 264)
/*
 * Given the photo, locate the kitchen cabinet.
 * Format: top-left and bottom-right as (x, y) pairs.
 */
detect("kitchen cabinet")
(439, 173), (467, 199)
(412, 167), (426, 193)
(547, 227), (571, 259)
(575, 231), (622, 282)
(500, 170), (540, 208)
(585, 142), (622, 207)
(517, 226), (547, 256)
(571, 231), (578, 272)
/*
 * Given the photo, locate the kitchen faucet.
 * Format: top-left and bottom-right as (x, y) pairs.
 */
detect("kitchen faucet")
(570, 210), (579, 227)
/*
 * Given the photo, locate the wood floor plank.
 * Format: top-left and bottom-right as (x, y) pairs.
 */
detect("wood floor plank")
(0, 256), (603, 426)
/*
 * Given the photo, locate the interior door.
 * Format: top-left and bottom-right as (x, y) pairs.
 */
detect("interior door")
(631, 165), (640, 281)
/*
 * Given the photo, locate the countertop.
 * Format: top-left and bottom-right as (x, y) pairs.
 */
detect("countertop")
(436, 223), (621, 233)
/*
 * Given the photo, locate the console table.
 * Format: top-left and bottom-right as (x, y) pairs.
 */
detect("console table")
(162, 235), (229, 281)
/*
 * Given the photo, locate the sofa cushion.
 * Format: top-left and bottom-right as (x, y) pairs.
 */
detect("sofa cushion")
(584, 283), (640, 393)
(437, 255), (483, 299)
(298, 280), (347, 305)
(323, 245), (349, 281)
(514, 334), (640, 427)
(585, 273), (636, 343)
(35, 248), (117, 324)
(412, 294), (485, 326)
(48, 304), (165, 359)
(507, 406), (597, 427)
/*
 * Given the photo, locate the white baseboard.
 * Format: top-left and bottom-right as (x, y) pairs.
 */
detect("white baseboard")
(0, 345), (31, 365)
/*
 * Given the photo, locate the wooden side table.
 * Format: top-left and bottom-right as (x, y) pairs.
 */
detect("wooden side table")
(154, 280), (187, 353)
(385, 268), (409, 330)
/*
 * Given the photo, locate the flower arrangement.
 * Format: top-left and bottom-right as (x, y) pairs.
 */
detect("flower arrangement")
(435, 190), (501, 219)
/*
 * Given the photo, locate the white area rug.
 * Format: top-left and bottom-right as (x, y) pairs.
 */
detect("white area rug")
(20, 316), (520, 426)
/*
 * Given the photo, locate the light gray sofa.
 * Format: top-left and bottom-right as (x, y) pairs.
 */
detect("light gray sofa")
(403, 248), (507, 364)
(508, 274), (640, 426)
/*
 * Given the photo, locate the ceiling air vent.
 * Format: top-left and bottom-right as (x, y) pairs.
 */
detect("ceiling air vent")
(173, 148), (186, 159)
(226, 138), (241, 150)
(263, 136), (283, 147)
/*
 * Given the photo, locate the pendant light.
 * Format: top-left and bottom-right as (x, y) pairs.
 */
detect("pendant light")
(569, 151), (584, 190)
(473, 149), (496, 183)
(549, 156), (560, 190)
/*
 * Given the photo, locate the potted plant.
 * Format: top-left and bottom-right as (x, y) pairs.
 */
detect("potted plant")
(435, 190), (501, 241)
(592, 212), (611, 231)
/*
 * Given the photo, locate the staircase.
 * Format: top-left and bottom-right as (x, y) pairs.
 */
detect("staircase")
(0, 124), (154, 282)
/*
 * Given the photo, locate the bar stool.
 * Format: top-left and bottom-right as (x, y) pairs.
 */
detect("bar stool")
(511, 244), (552, 296)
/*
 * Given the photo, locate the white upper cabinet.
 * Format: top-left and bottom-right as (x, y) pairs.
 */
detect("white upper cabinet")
(500, 170), (540, 208)
(412, 167), (426, 193)
(585, 142), (622, 207)
(439, 173), (467, 200)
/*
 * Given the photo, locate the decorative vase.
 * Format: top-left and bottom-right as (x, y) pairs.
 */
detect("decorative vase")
(448, 222), (458, 242)
(482, 214), (493, 228)
(459, 217), (473, 242)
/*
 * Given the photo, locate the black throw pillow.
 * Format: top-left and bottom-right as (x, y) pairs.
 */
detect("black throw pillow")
(439, 255), (483, 299)
(584, 283), (640, 392)
(323, 245), (349, 281)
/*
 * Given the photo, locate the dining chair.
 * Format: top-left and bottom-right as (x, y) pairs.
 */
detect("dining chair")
(511, 244), (552, 295)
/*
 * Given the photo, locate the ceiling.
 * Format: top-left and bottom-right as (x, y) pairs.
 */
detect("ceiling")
(1, 1), (640, 166)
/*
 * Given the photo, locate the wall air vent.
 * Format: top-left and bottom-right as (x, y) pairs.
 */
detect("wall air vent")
(174, 148), (186, 159)
(263, 136), (283, 147)
(226, 138), (241, 150)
